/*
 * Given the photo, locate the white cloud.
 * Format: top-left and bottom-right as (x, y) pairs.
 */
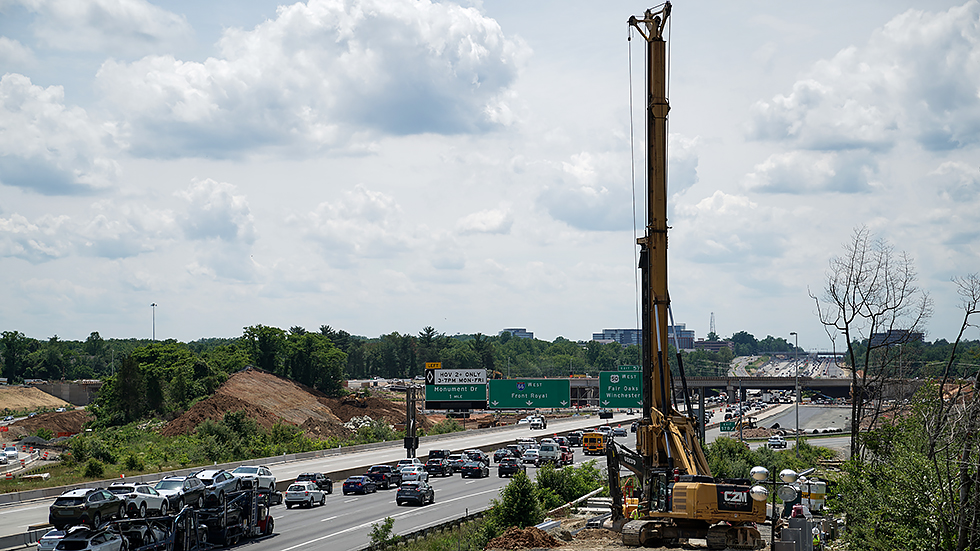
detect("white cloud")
(175, 179), (255, 244)
(748, 1), (980, 153)
(536, 151), (632, 231)
(0, 212), (72, 262)
(95, 0), (529, 157)
(16, 0), (191, 54)
(0, 74), (121, 194)
(674, 191), (791, 264)
(669, 134), (700, 197)
(0, 198), (177, 262)
(743, 150), (879, 194)
(457, 207), (513, 234)
(296, 184), (408, 266)
(0, 37), (34, 67)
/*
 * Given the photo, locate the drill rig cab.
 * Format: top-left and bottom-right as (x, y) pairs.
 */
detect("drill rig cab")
(607, 4), (766, 549)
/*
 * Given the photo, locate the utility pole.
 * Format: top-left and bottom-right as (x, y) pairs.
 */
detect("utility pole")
(790, 331), (799, 458)
(151, 303), (157, 341)
(406, 385), (418, 458)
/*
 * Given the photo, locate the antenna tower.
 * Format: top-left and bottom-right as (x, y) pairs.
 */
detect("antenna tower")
(709, 312), (716, 337)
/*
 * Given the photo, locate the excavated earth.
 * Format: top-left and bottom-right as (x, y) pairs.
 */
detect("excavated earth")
(1, 410), (92, 442)
(162, 368), (432, 439)
(0, 387), (69, 412)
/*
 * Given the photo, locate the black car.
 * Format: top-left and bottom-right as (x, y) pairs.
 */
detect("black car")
(462, 449), (489, 464)
(566, 431), (583, 446)
(153, 477), (207, 512)
(498, 457), (526, 478)
(296, 472), (334, 494)
(492, 449), (512, 463)
(342, 476), (377, 495)
(48, 489), (125, 530)
(460, 461), (489, 479)
(396, 481), (434, 506)
(423, 458), (452, 477)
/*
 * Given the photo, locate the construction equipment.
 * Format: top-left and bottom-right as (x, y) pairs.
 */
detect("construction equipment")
(606, 4), (766, 548)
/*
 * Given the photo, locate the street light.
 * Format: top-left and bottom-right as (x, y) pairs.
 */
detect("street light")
(790, 331), (799, 457)
(750, 466), (802, 549)
(151, 303), (157, 341)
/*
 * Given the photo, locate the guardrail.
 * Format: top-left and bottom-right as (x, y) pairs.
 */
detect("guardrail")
(356, 508), (488, 551)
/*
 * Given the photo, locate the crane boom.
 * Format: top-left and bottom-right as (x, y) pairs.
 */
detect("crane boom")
(608, 5), (767, 549)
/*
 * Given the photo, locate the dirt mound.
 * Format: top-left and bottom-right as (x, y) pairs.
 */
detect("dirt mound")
(0, 387), (69, 412)
(3, 410), (92, 442)
(160, 394), (285, 437)
(161, 368), (435, 439)
(486, 526), (561, 550)
(319, 396), (434, 431)
(216, 369), (344, 427)
(574, 528), (619, 541)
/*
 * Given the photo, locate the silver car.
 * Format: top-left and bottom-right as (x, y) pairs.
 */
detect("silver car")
(398, 466), (429, 483)
(284, 481), (324, 509)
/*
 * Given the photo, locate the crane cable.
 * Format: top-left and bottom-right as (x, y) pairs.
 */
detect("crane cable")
(628, 23), (640, 337)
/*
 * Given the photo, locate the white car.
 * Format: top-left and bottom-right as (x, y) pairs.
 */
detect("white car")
(284, 481), (325, 509)
(398, 466), (429, 483)
(106, 482), (168, 518)
(395, 458), (423, 470)
(53, 528), (124, 551)
(4, 446), (18, 461)
(230, 465), (276, 491)
(521, 449), (541, 465)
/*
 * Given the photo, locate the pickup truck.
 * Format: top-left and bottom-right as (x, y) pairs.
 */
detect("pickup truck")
(365, 465), (402, 489)
(559, 445), (574, 466)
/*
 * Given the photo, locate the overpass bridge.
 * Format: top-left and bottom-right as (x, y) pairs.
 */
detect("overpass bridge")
(568, 375), (852, 407)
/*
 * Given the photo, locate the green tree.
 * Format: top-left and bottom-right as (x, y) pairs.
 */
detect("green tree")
(488, 470), (543, 529)
(284, 332), (346, 396)
(242, 325), (287, 375)
(2, 331), (34, 383)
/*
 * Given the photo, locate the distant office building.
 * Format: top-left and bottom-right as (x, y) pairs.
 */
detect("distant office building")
(592, 325), (695, 350)
(499, 328), (534, 340)
(693, 339), (734, 353)
(593, 329), (641, 346)
(668, 324), (695, 350)
(869, 330), (924, 347)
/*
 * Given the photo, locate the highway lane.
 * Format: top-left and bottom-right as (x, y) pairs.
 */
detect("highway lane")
(0, 413), (634, 538)
(265, 470), (514, 551)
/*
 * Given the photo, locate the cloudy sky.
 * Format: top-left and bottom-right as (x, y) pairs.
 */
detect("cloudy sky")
(1, 0), (978, 351)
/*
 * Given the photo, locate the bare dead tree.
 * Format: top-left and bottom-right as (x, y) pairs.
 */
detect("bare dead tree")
(945, 274), (980, 551)
(810, 226), (932, 460)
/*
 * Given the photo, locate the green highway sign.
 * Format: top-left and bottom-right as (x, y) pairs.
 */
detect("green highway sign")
(599, 371), (644, 409)
(618, 365), (641, 371)
(424, 383), (487, 410)
(488, 379), (570, 409)
(719, 421), (736, 432)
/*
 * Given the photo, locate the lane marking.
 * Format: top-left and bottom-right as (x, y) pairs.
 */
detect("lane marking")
(319, 516), (337, 522)
(279, 488), (499, 551)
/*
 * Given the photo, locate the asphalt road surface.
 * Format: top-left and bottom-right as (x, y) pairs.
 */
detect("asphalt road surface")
(0, 413), (633, 543)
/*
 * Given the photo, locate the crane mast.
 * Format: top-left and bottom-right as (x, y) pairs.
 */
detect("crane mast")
(608, 4), (766, 549)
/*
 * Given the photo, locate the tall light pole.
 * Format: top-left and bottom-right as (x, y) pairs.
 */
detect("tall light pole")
(790, 331), (799, 457)
(151, 303), (157, 341)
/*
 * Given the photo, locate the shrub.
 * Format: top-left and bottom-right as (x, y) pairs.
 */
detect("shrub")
(83, 459), (105, 478)
(487, 470), (542, 529)
(124, 453), (145, 471)
(429, 418), (464, 435)
(369, 516), (398, 546)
